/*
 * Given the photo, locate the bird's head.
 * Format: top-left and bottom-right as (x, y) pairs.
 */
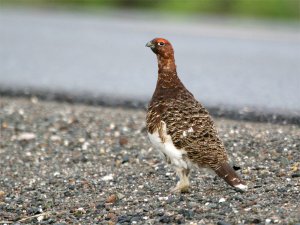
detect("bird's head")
(146, 38), (174, 58)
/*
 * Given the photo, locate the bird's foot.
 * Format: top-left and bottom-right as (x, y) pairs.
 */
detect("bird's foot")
(170, 184), (190, 193)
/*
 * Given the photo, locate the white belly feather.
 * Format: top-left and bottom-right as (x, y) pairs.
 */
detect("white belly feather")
(148, 121), (189, 169)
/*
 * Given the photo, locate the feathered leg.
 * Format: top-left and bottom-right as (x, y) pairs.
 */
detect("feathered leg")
(171, 168), (190, 193)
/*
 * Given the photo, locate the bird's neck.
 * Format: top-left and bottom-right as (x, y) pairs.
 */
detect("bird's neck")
(156, 55), (182, 89)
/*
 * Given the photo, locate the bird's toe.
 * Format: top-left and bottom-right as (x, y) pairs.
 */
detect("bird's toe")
(170, 184), (190, 193)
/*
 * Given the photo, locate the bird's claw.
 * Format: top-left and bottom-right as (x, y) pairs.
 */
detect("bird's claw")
(170, 185), (190, 193)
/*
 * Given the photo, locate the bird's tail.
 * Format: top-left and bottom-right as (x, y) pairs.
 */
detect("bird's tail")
(214, 162), (248, 191)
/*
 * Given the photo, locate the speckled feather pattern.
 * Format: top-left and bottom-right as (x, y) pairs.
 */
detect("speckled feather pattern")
(146, 73), (228, 170)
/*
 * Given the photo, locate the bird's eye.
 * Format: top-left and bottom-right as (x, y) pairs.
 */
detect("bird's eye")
(158, 42), (165, 46)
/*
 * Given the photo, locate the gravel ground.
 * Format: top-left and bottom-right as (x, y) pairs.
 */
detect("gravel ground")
(0, 97), (299, 225)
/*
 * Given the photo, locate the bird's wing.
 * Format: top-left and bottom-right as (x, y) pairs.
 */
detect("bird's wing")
(161, 91), (228, 168)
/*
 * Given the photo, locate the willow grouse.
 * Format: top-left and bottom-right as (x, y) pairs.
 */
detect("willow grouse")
(146, 38), (247, 193)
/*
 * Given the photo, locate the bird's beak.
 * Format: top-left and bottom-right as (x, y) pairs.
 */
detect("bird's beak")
(146, 41), (154, 48)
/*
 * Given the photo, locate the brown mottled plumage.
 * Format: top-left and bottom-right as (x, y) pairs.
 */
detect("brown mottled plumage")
(146, 38), (247, 192)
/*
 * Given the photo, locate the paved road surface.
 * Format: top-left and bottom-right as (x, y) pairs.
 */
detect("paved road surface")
(0, 8), (300, 113)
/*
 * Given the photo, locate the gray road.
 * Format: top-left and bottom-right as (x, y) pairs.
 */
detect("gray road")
(0, 8), (300, 113)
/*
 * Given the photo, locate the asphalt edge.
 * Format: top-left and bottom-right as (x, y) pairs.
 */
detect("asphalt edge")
(1, 88), (299, 126)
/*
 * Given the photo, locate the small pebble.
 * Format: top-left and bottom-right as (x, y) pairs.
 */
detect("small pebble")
(265, 218), (272, 224)
(17, 132), (36, 140)
(217, 221), (232, 225)
(106, 194), (117, 204)
(102, 174), (114, 181)
(119, 136), (128, 146)
(218, 197), (226, 203)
